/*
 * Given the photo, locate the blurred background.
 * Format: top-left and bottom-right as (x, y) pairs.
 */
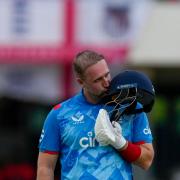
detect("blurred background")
(0, 0), (180, 179)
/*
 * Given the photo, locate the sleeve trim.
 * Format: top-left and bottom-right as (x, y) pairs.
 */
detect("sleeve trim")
(40, 150), (59, 155)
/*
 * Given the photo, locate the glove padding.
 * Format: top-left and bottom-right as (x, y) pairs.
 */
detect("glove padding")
(95, 109), (127, 150)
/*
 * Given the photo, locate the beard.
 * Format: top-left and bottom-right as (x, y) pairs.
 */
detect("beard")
(94, 90), (109, 103)
(83, 87), (109, 104)
(99, 89), (109, 97)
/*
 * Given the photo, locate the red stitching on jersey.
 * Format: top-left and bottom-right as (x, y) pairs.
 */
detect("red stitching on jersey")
(53, 104), (61, 110)
(43, 150), (59, 155)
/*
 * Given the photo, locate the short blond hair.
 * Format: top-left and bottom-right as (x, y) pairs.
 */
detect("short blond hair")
(73, 50), (105, 78)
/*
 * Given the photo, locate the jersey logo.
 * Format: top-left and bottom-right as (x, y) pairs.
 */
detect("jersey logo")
(79, 132), (96, 148)
(72, 115), (84, 122)
(143, 126), (151, 135)
(39, 129), (45, 143)
(71, 111), (84, 124)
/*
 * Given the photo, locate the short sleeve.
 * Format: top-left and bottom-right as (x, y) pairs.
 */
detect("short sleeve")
(132, 112), (153, 144)
(38, 109), (61, 153)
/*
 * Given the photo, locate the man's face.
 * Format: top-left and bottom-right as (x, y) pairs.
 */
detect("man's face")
(81, 59), (111, 103)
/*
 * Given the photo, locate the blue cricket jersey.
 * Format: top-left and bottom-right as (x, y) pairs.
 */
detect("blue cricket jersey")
(39, 91), (153, 180)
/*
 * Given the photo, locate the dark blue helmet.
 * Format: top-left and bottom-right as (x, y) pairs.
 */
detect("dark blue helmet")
(104, 70), (155, 117)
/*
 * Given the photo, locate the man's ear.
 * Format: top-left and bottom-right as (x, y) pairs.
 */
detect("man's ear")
(76, 77), (84, 86)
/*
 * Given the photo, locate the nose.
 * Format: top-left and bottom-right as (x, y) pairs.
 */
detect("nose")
(103, 77), (110, 88)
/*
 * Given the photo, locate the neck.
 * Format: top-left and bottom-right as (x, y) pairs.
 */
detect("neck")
(83, 89), (100, 104)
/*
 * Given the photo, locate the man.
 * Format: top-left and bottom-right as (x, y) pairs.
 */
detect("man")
(37, 50), (154, 180)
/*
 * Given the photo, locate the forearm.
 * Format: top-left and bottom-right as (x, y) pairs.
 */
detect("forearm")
(37, 166), (54, 180)
(37, 152), (58, 180)
(118, 142), (154, 170)
(133, 143), (154, 170)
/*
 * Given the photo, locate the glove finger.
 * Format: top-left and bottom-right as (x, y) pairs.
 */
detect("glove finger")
(95, 109), (109, 133)
(95, 129), (113, 146)
(95, 109), (116, 143)
(112, 121), (122, 134)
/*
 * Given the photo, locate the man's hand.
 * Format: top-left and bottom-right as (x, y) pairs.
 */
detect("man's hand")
(94, 109), (127, 150)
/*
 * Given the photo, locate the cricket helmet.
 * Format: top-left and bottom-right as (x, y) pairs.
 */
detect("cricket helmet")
(104, 70), (155, 116)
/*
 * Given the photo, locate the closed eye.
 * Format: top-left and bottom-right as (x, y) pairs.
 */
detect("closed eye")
(93, 72), (110, 83)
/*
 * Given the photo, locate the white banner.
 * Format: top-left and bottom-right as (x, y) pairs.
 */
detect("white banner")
(75, 0), (152, 46)
(0, 0), (64, 45)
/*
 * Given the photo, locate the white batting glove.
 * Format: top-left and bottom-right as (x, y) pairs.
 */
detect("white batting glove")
(95, 109), (127, 150)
